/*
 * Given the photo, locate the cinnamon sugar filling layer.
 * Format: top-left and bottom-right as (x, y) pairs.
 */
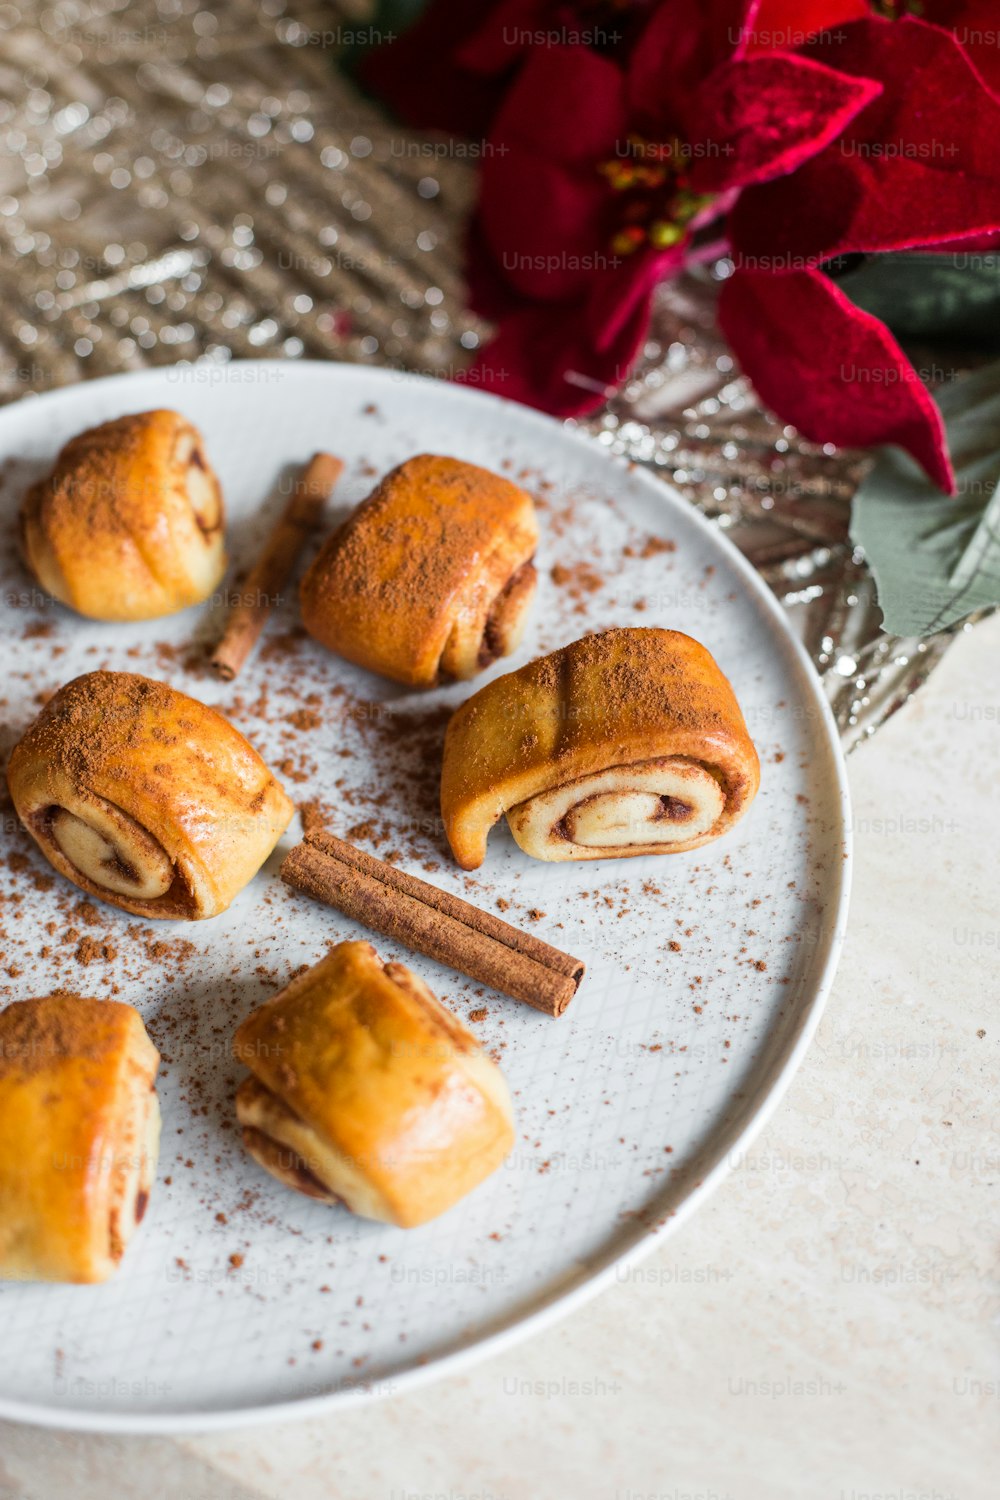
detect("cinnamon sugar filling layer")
(508, 757), (728, 855)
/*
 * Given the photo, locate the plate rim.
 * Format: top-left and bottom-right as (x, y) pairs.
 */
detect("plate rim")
(0, 359), (853, 1434)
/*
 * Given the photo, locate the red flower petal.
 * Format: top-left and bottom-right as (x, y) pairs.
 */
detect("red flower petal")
(358, 0), (510, 136)
(478, 158), (615, 301)
(687, 52), (880, 193)
(464, 214), (530, 324)
(586, 246), (685, 349)
(458, 0), (643, 75)
(486, 42), (629, 165)
(477, 47), (629, 301)
(742, 0), (869, 54)
(718, 267), (954, 491)
(457, 0), (558, 74)
(465, 249), (676, 416)
(921, 0), (1000, 98)
(730, 17), (1000, 262)
(628, 0), (759, 136)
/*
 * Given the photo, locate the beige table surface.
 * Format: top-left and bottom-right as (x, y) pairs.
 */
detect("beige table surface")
(1, 614), (996, 1500)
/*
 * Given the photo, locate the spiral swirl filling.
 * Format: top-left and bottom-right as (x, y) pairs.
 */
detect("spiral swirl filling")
(439, 559), (538, 680)
(45, 796), (175, 902)
(506, 757), (727, 859)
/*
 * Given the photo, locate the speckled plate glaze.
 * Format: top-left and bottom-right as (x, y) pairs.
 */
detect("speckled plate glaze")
(0, 362), (851, 1432)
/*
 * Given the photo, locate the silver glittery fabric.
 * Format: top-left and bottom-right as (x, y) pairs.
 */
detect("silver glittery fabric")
(0, 0), (970, 746)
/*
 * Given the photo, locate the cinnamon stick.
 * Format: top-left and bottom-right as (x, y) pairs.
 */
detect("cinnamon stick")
(281, 831), (586, 1018)
(211, 451), (343, 680)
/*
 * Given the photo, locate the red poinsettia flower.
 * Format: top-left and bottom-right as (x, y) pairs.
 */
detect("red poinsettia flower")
(721, 15), (1000, 490)
(465, 0), (879, 414)
(363, 0), (1000, 489)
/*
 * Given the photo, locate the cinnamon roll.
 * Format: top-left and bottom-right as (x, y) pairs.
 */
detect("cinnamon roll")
(6, 671), (294, 919)
(300, 454), (538, 686)
(0, 994), (160, 1283)
(234, 941), (515, 1226)
(441, 627), (760, 869)
(20, 409), (226, 620)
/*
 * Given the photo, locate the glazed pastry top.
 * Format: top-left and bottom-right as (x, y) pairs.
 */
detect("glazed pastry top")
(6, 670), (294, 919)
(234, 941), (514, 1226)
(0, 994), (160, 1284)
(19, 408), (225, 621)
(441, 627), (760, 868)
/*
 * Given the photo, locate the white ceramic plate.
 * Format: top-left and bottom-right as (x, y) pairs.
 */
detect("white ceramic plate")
(0, 362), (850, 1432)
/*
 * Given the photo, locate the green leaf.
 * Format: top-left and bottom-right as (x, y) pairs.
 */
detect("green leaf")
(850, 361), (1000, 636)
(828, 252), (1000, 350)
